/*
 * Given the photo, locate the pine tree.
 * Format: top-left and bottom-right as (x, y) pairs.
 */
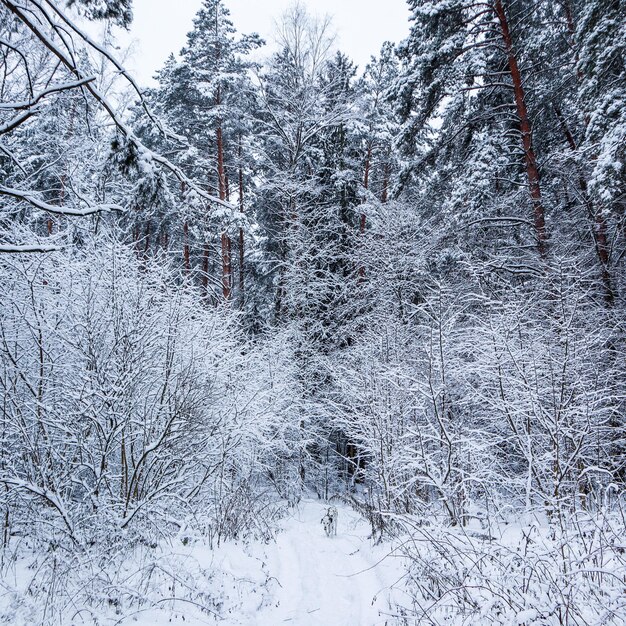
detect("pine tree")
(181, 0), (262, 300)
(134, 0), (262, 301)
(395, 0), (551, 259)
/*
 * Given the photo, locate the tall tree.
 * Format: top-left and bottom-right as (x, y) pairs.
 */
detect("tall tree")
(395, 0), (551, 259)
(181, 0), (262, 300)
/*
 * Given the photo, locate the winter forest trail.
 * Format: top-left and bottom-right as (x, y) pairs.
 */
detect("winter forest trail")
(237, 500), (404, 625)
(127, 500), (405, 626)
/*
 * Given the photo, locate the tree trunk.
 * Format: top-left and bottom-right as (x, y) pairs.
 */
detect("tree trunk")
(358, 144), (371, 281)
(494, 0), (547, 257)
(216, 92), (232, 301)
(143, 221), (151, 256)
(221, 232), (232, 301)
(183, 221), (190, 274)
(381, 160), (389, 204)
(238, 136), (245, 299)
(362, 142), (371, 230)
(202, 242), (210, 296)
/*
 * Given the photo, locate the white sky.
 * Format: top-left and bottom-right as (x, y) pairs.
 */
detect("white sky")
(124, 0), (410, 85)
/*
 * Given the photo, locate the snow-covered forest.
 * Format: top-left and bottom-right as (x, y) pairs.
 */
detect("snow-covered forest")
(1, 0), (625, 624)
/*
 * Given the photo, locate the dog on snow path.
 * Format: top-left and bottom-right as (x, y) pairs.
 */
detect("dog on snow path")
(321, 506), (338, 537)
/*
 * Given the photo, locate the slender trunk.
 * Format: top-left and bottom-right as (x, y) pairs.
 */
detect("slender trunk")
(358, 145), (371, 281)
(216, 86), (232, 301)
(183, 221), (190, 274)
(363, 144), (372, 192)
(238, 136), (245, 298)
(202, 242), (210, 295)
(238, 227), (245, 297)
(217, 124), (232, 300)
(217, 127), (226, 201)
(221, 232), (232, 300)
(562, 0), (584, 82)
(494, 0), (547, 257)
(121, 431), (128, 503)
(132, 224), (140, 255)
(180, 181), (190, 274)
(275, 270), (285, 320)
(594, 213), (612, 304)
(143, 221), (151, 256)
(2, 491), (8, 551)
(381, 161), (389, 204)
(362, 142), (372, 228)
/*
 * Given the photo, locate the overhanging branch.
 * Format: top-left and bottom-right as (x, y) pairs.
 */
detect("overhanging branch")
(0, 185), (123, 215)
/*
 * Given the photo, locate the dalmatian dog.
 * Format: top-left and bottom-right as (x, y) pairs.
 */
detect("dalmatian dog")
(321, 506), (338, 537)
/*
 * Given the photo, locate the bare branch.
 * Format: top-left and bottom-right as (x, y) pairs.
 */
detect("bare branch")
(0, 74), (95, 110)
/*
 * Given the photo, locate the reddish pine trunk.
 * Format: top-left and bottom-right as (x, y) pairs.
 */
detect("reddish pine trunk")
(562, 0), (584, 81)
(215, 80), (232, 301)
(381, 161), (389, 204)
(238, 228), (245, 296)
(238, 199), (245, 297)
(238, 136), (245, 297)
(202, 242), (210, 294)
(221, 232), (232, 300)
(494, 0), (547, 257)
(217, 123), (232, 300)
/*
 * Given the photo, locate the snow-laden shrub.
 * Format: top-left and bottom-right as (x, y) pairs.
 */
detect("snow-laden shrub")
(396, 502), (626, 625)
(0, 237), (302, 621)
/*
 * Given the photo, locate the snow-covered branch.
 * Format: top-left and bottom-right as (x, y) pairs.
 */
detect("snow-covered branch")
(1, 0), (234, 212)
(0, 185), (123, 215)
(0, 243), (61, 252)
(0, 76), (96, 111)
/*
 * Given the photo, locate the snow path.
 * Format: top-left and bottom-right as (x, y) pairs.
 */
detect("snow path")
(239, 499), (402, 625)
(122, 499), (405, 626)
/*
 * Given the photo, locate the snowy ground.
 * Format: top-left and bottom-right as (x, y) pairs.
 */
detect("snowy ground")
(5, 500), (624, 625)
(127, 499), (406, 626)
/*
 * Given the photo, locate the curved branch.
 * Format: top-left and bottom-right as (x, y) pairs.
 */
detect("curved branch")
(0, 185), (123, 215)
(0, 243), (62, 252)
(42, 0), (186, 143)
(1, 0), (233, 211)
(0, 75), (95, 110)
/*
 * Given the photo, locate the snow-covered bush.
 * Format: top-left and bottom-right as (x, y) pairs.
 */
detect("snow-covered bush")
(396, 503), (626, 625)
(0, 237), (301, 620)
